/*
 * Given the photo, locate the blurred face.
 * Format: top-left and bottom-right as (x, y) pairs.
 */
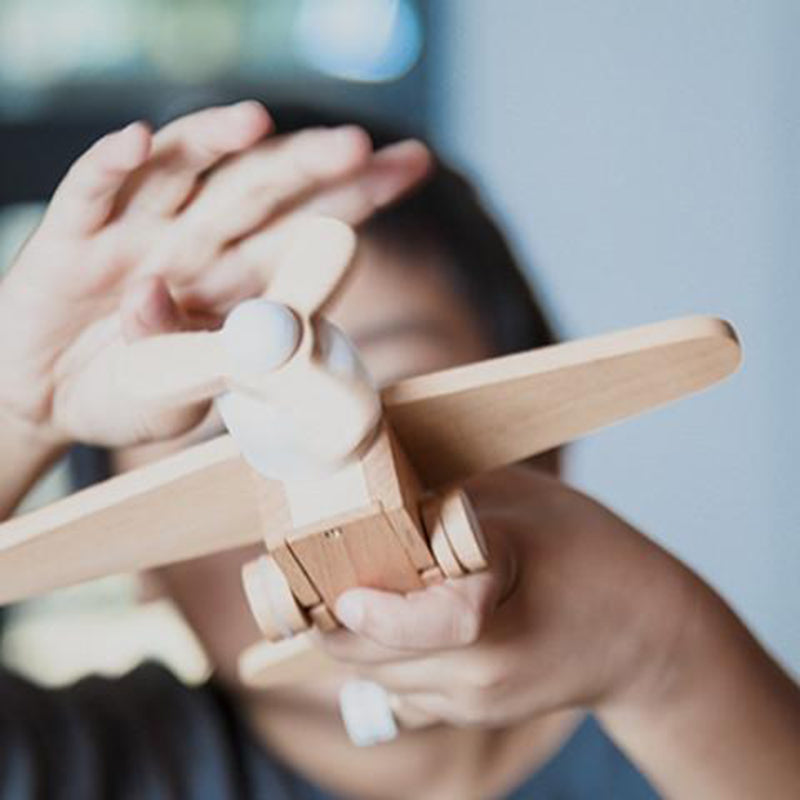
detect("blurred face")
(114, 235), (491, 683)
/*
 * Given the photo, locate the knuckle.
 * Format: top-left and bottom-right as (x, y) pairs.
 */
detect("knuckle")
(184, 137), (222, 166)
(461, 660), (503, 693)
(180, 206), (228, 249)
(462, 658), (507, 693)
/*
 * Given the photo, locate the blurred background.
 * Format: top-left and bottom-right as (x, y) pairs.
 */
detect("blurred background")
(1, 0), (797, 682)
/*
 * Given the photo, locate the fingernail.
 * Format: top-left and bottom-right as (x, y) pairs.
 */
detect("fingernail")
(111, 122), (150, 168)
(333, 125), (369, 154)
(233, 99), (265, 118)
(115, 121), (145, 140)
(336, 593), (365, 630)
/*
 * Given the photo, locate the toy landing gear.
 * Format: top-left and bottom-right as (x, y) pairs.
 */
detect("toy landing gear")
(238, 470), (488, 688)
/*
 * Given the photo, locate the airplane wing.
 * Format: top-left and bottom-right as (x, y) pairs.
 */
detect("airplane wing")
(383, 316), (741, 490)
(0, 435), (282, 605)
(0, 315), (741, 604)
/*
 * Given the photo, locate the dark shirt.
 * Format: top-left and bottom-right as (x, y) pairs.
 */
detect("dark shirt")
(0, 663), (659, 799)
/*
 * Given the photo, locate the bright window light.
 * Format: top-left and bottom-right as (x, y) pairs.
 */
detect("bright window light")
(293, 0), (422, 83)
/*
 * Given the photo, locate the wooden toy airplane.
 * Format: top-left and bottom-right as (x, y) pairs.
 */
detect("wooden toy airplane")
(0, 217), (741, 687)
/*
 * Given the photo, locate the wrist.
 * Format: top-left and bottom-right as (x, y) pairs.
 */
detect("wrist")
(595, 564), (800, 797)
(0, 404), (68, 518)
(598, 564), (734, 728)
(597, 557), (714, 714)
(0, 281), (64, 445)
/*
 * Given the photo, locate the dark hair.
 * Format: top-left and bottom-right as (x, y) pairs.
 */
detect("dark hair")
(269, 105), (557, 357)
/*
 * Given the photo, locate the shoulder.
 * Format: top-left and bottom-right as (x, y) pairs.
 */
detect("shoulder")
(0, 662), (283, 800)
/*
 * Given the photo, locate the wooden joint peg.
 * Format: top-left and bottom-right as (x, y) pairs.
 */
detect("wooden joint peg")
(421, 489), (488, 578)
(242, 554), (309, 641)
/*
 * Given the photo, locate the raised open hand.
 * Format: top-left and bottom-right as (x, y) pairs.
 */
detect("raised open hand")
(0, 102), (430, 449)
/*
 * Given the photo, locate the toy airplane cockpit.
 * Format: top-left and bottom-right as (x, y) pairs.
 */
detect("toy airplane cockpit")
(0, 217), (741, 688)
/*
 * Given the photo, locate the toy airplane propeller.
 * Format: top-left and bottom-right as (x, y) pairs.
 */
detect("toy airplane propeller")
(0, 217), (742, 687)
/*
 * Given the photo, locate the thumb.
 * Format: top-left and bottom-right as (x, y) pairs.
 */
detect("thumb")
(335, 574), (497, 652)
(334, 519), (516, 652)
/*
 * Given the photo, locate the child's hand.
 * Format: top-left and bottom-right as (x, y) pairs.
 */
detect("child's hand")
(0, 102), (430, 451)
(327, 466), (697, 726)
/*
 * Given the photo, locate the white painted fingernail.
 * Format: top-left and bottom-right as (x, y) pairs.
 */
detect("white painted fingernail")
(339, 680), (398, 747)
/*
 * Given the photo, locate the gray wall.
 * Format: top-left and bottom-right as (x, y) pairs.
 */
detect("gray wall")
(431, 0), (799, 672)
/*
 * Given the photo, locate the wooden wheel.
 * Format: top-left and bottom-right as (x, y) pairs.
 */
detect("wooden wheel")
(421, 489), (488, 577)
(242, 554), (309, 641)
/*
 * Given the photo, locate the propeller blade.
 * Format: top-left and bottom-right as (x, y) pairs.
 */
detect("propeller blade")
(265, 217), (357, 316)
(120, 331), (228, 407)
(119, 217), (356, 411)
(383, 316), (741, 489)
(121, 301), (302, 408)
(0, 436), (285, 604)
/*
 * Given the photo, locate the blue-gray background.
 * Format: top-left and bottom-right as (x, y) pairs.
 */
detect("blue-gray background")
(431, 0), (799, 675)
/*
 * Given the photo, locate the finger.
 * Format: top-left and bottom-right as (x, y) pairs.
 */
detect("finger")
(357, 654), (458, 700)
(390, 694), (441, 730)
(298, 139), (432, 224)
(334, 572), (501, 652)
(393, 692), (474, 728)
(179, 125), (372, 246)
(120, 275), (184, 341)
(318, 626), (420, 666)
(171, 259), (265, 317)
(365, 641), (509, 699)
(124, 100), (272, 216)
(334, 518), (516, 654)
(222, 140), (431, 273)
(44, 122), (152, 235)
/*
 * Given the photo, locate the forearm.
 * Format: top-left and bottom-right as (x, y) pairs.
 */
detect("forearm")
(0, 406), (64, 520)
(598, 583), (800, 798)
